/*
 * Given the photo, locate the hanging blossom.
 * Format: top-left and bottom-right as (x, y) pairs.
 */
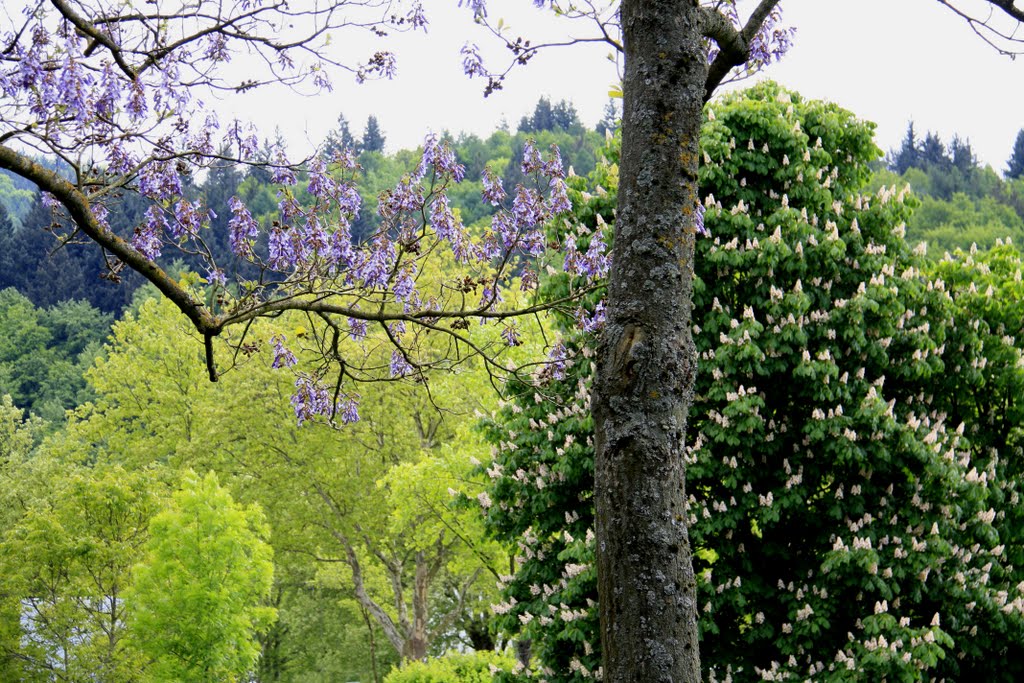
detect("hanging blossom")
(482, 167), (506, 204)
(138, 160), (183, 201)
(580, 301), (607, 333)
(227, 196), (260, 257)
(502, 324), (522, 347)
(392, 265), (418, 303)
(747, 7), (796, 66)
(271, 335), (298, 368)
(268, 224), (297, 270)
(460, 43), (488, 79)
(133, 206), (166, 261)
(457, 1), (488, 19)
(415, 133), (465, 182)
(696, 203), (709, 237)
(705, 2), (795, 70)
(307, 157), (338, 200)
(291, 376), (360, 425)
(172, 200), (206, 240)
(564, 234), (610, 280)
(348, 317), (368, 340)
(336, 395), (361, 424)
(547, 342), (569, 381)
(271, 150), (298, 186)
(291, 376), (331, 425)
(390, 350), (415, 378)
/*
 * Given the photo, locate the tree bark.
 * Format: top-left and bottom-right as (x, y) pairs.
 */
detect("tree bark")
(401, 551), (430, 661)
(592, 1), (707, 681)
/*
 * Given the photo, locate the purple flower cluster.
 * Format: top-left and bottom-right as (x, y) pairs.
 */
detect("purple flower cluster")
(416, 134), (465, 182)
(172, 200), (206, 240)
(307, 158), (338, 200)
(336, 395), (361, 424)
(406, 3), (429, 30)
(390, 350), (414, 378)
(228, 196), (259, 257)
(501, 324), (522, 347)
(92, 203), (111, 231)
(429, 194), (460, 244)
(579, 301), (607, 333)
(748, 9), (796, 66)
(291, 376), (331, 425)
(138, 161), (183, 201)
(521, 141), (544, 174)
(563, 233), (609, 280)
(290, 374), (360, 425)
(268, 225), (297, 270)
(458, 1), (488, 19)
(271, 335), (298, 368)
(473, 140), (574, 268)
(482, 167), (506, 205)
(392, 265), (418, 303)
(695, 202), (709, 237)
(348, 317), (368, 340)
(547, 342), (569, 381)
(206, 267), (227, 287)
(356, 237), (396, 289)
(379, 180), (423, 219)
(134, 206), (166, 261)
(271, 151), (298, 186)
(460, 43), (488, 79)
(705, 2), (794, 70)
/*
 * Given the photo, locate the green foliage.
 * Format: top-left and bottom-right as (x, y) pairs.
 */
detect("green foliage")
(906, 192), (1024, 253)
(0, 289), (111, 423)
(482, 83), (1024, 682)
(363, 115), (387, 153)
(1007, 128), (1024, 180)
(0, 171), (35, 224)
(518, 97), (582, 135)
(692, 83), (1023, 681)
(882, 122), (1024, 254)
(0, 459), (168, 682)
(64, 293), (510, 675)
(383, 650), (517, 683)
(925, 241), (1024, 680)
(127, 470), (276, 682)
(257, 584), (401, 683)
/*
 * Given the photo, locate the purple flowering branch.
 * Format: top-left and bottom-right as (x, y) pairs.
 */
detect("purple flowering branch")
(701, 1), (791, 99)
(0, 0), (609, 425)
(456, 1), (622, 96)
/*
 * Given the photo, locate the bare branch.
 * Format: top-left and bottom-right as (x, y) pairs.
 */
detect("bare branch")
(937, 0), (1024, 55)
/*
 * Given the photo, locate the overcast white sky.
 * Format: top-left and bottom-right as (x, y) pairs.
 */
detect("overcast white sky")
(229, 0), (1023, 171)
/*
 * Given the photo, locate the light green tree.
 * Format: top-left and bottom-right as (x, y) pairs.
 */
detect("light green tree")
(65, 293), (516, 672)
(0, 460), (165, 682)
(0, 396), (46, 682)
(127, 470), (275, 682)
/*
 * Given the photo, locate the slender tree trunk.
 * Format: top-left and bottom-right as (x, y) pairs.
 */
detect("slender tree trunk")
(401, 552), (429, 661)
(592, 1), (706, 681)
(359, 603), (381, 683)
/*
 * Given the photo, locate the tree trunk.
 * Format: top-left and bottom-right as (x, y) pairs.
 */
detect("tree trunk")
(592, 2), (706, 681)
(401, 551), (430, 661)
